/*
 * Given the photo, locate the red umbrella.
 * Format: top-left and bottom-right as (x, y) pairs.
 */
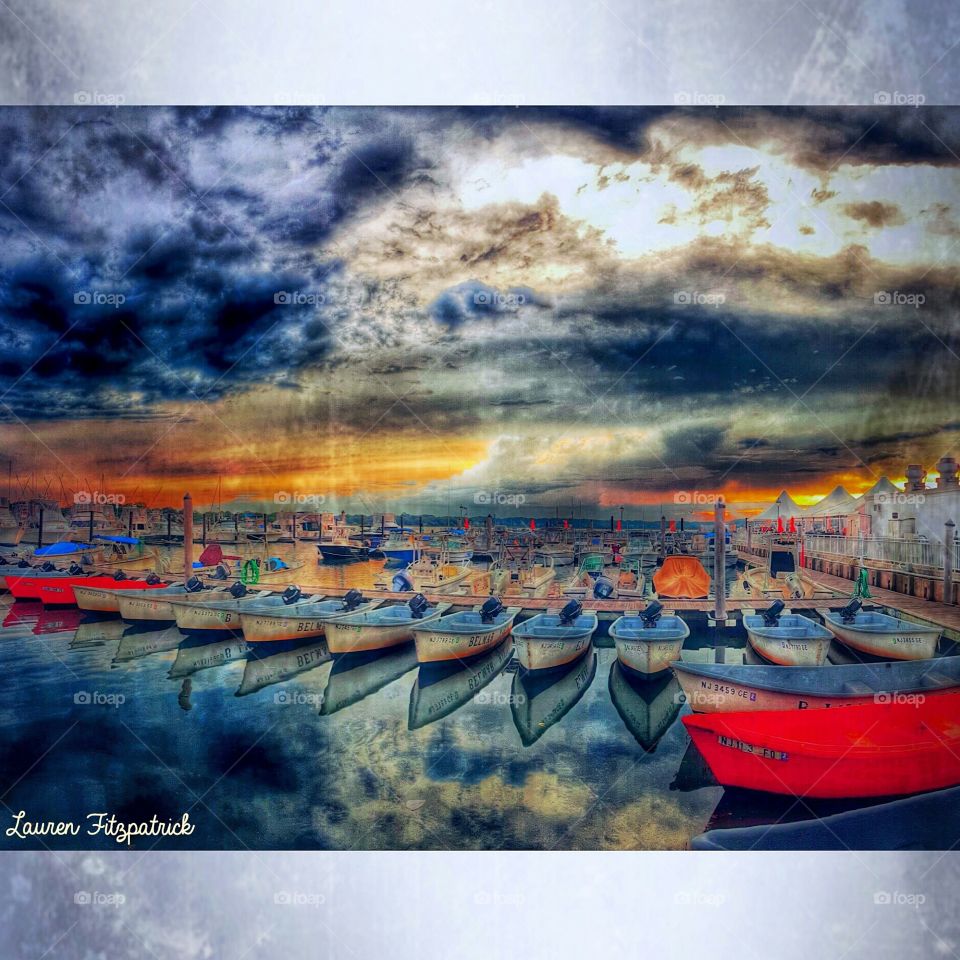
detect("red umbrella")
(777, 515), (784, 534)
(669, 519), (676, 532)
(463, 517), (470, 530)
(789, 516), (796, 533)
(616, 518), (622, 531)
(529, 518), (536, 531)
(563, 519), (569, 529)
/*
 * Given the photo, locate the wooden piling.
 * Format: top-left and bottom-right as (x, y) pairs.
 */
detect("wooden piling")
(183, 493), (193, 575)
(714, 499), (727, 620)
(945, 519), (956, 606)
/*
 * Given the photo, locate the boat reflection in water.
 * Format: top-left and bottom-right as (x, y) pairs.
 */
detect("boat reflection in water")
(69, 616), (126, 649)
(1, 601), (41, 633)
(235, 637), (331, 697)
(669, 738), (719, 793)
(169, 633), (250, 680)
(608, 662), (683, 754)
(113, 624), (183, 664)
(319, 643), (419, 715)
(32, 607), (86, 637)
(511, 652), (597, 746)
(408, 639), (512, 729)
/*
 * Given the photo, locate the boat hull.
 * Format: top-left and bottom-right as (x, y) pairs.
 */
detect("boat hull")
(412, 615), (518, 664)
(317, 544), (367, 562)
(610, 616), (690, 676)
(824, 619), (940, 661)
(513, 631), (592, 672)
(745, 626), (832, 666)
(683, 696), (960, 798)
(675, 666), (851, 712)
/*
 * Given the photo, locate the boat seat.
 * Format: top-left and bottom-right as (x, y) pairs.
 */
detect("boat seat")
(841, 681), (875, 695)
(919, 671), (953, 689)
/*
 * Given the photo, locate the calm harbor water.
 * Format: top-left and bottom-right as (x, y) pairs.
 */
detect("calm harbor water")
(1, 546), (956, 850)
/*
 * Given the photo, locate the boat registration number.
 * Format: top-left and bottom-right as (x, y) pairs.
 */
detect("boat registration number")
(717, 735), (788, 761)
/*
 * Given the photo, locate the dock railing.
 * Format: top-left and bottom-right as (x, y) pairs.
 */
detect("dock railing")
(804, 534), (960, 573)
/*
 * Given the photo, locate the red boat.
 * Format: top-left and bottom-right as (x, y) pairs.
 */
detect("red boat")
(683, 693), (960, 799)
(24, 574), (169, 606)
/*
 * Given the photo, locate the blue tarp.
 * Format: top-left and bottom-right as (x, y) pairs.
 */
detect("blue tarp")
(34, 541), (86, 556)
(95, 535), (141, 545)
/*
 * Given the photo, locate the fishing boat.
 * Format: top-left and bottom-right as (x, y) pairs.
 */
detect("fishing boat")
(511, 650), (597, 746)
(683, 693), (960, 798)
(652, 555), (710, 599)
(673, 654), (960, 713)
(0, 498), (23, 547)
(423, 536), (473, 563)
(240, 589), (384, 643)
(534, 542), (575, 567)
(511, 600), (598, 672)
(608, 665), (684, 753)
(317, 536), (368, 562)
(6, 560), (92, 600)
(37, 571), (169, 606)
(319, 644), (419, 714)
(411, 597), (520, 664)
(17, 499), (74, 545)
(168, 583), (287, 633)
(73, 576), (170, 614)
(325, 594), (452, 654)
(378, 554), (473, 594)
(610, 602), (690, 676)
(235, 636), (332, 696)
(379, 533), (421, 565)
(115, 577), (237, 623)
(691, 784), (960, 851)
(743, 600), (833, 666)
(490, 559), (557, 598)
(408, 638), (513, 729)
(820, 599), (941, 661)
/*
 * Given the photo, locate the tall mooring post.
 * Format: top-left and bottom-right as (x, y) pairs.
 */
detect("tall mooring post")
(183, 493), (193, 577)
(945, 519), (956, 605)
(714, 499), (727, 621)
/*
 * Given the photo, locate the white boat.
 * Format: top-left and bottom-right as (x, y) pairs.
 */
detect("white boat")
(510, 600), (598, 672)
(490, 559), (557, 598)
(168, 585), (284, 633)
(378, 554), (474, 594)
(240, 589), (384, 644)
(0, 498), (23, 547)
(325, 595), (452, 654)
(116, 578), (237, 623)
(820, 600), (941, 661)
(562, 554), (644, 599)
(411, 598), (520, 664)
(743, 601), (833, 666)
(423, 536), (473, 563)
(610, 602), (690, 676)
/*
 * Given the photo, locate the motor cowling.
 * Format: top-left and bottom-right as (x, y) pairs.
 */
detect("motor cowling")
(342, 589), (363, 611)
(559, 599), (582, 625)
(211, 564), (229, 580)
(761, 599), (785, 626)
(281, 585), (301, 605)
(17, 559), (30, 567)
(392, 571), (414, 593)
(229, 581), (248, 599)
(641, 600), (664, 628)
(185, 576), (204, 593)
(408, 593), (430, 619)
(41, 561), (56, 572)
(839, 598), (862, 623)
(480, 596), (503, 623)
(145, 572), (161, 585)
(593, 575), (615, 600)
(68, 562), (84, 575)
(112, 569), (127, 581)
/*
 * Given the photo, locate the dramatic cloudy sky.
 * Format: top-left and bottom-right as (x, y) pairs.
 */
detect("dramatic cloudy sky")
(0, 106), (958, 517)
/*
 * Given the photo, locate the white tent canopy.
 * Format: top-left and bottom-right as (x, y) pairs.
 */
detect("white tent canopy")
(859, 476), (901, 499)
(752, 490), (804, 522)
(803, 485), (860, 517)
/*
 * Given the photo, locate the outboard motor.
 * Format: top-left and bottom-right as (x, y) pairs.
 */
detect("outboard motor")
(593, 575), (615, 600)
(342, 589), (364, 611)
(559, 599), (582, 625)
(184, 576), (204, 593)
(229, 581), (248, 599)
(839, 598), (862, 623)
(41, 561), (56, 572)
(68, 562), (84, 575)
(392, 571), (414, 593)
(408, 593), (430, 619)
(211, 564), (229, 581)
(281, 585), (302, 605)
(17, 559), (30, 567)
(145, 572), (161, 585)
(112, 569), (127, 581)
(641, 600), (664, 628)
(480, 596), (504, 623)
(761, 599), (785, 626)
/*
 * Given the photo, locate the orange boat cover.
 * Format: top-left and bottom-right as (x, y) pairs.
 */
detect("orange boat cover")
(653, 555), (710, 598)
